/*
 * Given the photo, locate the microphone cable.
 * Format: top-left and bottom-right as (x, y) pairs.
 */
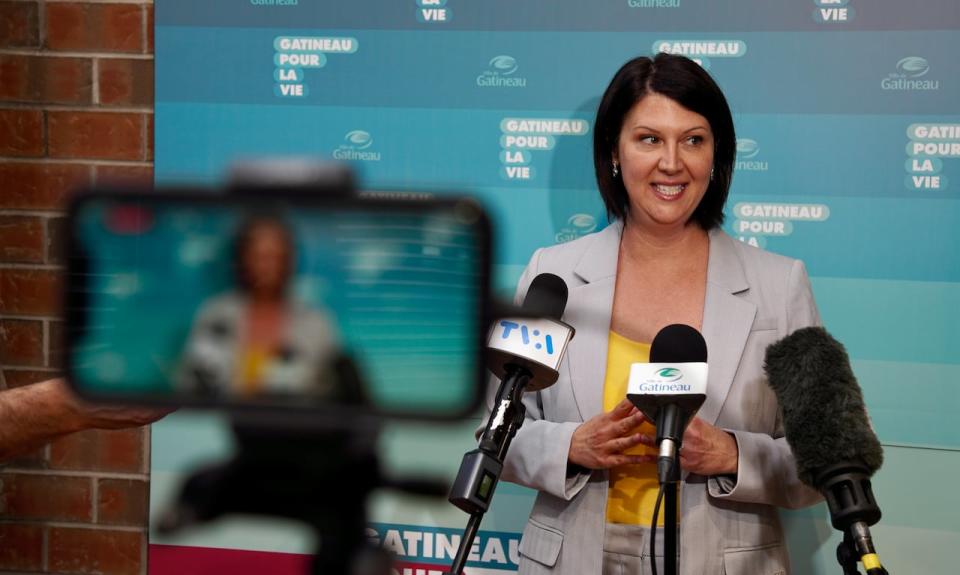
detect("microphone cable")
(649, 482), (665, 575)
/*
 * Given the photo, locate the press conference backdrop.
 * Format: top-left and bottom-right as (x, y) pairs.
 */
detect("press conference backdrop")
(151, 1), (960, 573)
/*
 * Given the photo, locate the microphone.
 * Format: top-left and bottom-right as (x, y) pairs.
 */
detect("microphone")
(627, 324), (708, 483)
(764, 326), (887, 574)
(449, 273), (574, 514)
(484, 272), (573, 391)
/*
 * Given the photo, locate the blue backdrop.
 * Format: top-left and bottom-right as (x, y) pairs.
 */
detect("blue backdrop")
(152, 2), (960, 573)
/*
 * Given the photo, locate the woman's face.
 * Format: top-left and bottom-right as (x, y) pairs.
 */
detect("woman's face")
(241, 222), (292, 298)
(615, 92), (715, 231)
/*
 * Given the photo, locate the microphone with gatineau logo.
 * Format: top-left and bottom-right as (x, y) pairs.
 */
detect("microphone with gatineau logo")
(627, 323), (708, 485)
(627, 324), (708, 575)
(446, 273), (574, 575)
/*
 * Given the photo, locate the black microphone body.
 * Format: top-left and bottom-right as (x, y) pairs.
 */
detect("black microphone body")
(449, 273), (572, 515)
(765, 326), (887, 574)
(447, 273), (573, 575)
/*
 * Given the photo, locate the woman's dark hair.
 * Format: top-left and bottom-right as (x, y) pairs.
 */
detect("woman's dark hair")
(593, 53), (736, 230)
(231, 213), (296, 293)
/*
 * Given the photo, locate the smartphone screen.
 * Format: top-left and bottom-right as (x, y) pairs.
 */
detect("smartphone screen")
(65, 191), (490, 420)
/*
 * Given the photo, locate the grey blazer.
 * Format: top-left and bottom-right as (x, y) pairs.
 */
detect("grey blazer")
(497, 221), (822, 575)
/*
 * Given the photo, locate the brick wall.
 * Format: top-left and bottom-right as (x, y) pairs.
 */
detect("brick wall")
(0, 1), (154, 573)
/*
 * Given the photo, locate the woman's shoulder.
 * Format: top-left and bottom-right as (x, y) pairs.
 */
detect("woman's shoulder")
(537, 229), (603, 261)
(712, 230), (814, 313)
(527, 222), (620, 277)
(714, 228), (801, 274)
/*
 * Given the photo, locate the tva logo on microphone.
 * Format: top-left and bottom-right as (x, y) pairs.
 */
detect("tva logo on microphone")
(486, 316), (574, 382)
(497, 320), (556, 354)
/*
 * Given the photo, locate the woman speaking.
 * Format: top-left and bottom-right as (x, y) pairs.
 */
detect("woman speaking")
(497, 53), (822, 574)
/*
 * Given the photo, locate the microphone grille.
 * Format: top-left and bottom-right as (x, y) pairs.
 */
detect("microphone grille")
(764, 326), (884, 484)
(649, 324), (707, 363)
(522, 273), (568, 321)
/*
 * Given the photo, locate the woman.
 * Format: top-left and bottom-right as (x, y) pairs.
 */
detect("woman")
(177, 214), (343, 399)
(498, 54), (821, 574)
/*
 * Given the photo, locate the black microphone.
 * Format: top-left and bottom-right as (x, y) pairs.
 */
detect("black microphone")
(449, 273), (573, 515)
(628, 324), (708, 484)
(764, 326), (887, 574)
(446, 274), (574, 575)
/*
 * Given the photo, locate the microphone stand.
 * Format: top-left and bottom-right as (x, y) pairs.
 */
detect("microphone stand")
(447, 366), (532, 575)
(818, 463), (890, 575)
(156, 421), (407, 575)
(660, 455), (679, 575)
(655, 406), (684, 575)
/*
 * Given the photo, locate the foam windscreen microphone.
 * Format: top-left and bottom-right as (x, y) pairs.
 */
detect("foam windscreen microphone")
(764, 326), (887, 574)
(764, 326), (883, 483)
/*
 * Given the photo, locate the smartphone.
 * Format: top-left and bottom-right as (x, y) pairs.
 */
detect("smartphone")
(64, 188), (491, 421)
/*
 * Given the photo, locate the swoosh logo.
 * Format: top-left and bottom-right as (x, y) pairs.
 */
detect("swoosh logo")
(567, 213), (597, 231)
(654, 367), (683, 381)
(897, 57), (930, 78)
(345, 130), (373, 149)
(489, 55), (518, 75)
(736, 138), (760, 159)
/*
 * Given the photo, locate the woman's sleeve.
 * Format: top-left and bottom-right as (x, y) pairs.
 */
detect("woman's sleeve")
(707, 259), (824, 509)
(475, 249), (591, 501)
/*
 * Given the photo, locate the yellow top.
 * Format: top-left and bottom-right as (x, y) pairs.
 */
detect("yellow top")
(603, 331), (668, 525)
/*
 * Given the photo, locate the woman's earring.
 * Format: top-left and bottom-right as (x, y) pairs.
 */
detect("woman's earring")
(710, 167), (715, 181)
(612, 161), (619, 178)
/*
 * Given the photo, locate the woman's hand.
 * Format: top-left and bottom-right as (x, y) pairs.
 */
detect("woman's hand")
(569, 398), (654, 469)
(676, 417), (739, 476)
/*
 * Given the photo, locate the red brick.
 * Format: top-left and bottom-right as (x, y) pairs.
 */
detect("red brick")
(146, 4), (153, 54)
(48, 111), (144, 161)
(46, 3), (143, 53)
(0, 523), (43, 571)
(145, 113), (153, 160)
(98, 478), (148, 526)
(0, 108), (44, 157)
(0, 162), (90, 210)
(50, 428), (144, 473)
(0, 215), (45, 263)
(47, 215), (66, 264)
(1, 368), (60, 388)
(0, 1), (39, 48)
(49, 318), (64, 368)
(0, 53), (28, 99)
(0, 268), (62, 315)
(49, 527), (144, 575)
(0, 473), (93, 521)
(98, 58), (153, 107)
(95, 164), (153, 186)
(0, 318), (44, 366)
(0, 54), (93, 104)
(4, 445), (48, 469)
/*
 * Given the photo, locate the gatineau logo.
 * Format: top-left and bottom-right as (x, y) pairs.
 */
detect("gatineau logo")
(882, 57), (940, 91)
(333, 130), (381, 161)
(735, 138), (768, 172)
(477, 55), (527, 88)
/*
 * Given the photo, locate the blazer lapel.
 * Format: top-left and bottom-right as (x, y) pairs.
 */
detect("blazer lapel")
(699, 230), (756, 425)
(565, 221), (622, 422)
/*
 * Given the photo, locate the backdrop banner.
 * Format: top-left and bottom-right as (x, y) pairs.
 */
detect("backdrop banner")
(153, 2), (960, 573)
